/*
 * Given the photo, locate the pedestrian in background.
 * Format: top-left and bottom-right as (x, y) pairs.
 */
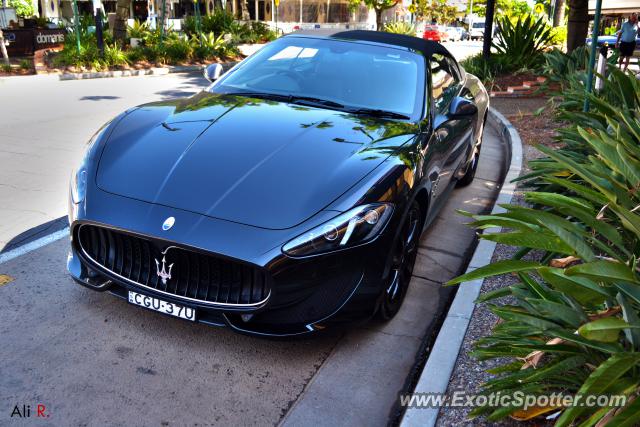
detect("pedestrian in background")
(616, 13), (639, 72)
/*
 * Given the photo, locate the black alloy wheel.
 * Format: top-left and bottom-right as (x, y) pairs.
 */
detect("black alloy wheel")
(377, 201), (422, 320)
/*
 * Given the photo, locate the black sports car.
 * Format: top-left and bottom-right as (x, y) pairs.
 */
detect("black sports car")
(67, 30), (489, 337)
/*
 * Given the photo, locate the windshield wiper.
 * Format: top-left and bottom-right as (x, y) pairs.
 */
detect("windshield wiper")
(224, 91), (291, 102)
(346, 108), (410, 120)
(224, 92), (344, 110)
(287, 96), (345, 109)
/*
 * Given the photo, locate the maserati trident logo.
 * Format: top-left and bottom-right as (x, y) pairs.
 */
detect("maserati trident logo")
(155, 256), (174, 285)
(162, 216), (175, 231)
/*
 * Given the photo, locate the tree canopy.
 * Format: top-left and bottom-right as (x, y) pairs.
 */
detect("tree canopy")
(471, 0), (530, 18)
(415, 0), (458, 25)
(8, 0), (35, 18)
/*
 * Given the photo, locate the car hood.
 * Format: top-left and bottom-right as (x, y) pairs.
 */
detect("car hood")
(96, 92), (418, 230)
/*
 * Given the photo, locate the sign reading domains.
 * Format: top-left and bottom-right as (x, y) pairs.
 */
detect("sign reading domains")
(4, 28), (66, 55)
(34, 31), (65, 47)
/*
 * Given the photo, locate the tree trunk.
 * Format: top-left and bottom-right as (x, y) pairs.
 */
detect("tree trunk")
(113, 0), (130, 45)
(375, 8), (382, 30)
(0, 30), (10, 66)
(240, 0), (250, 20)
(553, 0), (565, 27)
(566, 0), (588, 52)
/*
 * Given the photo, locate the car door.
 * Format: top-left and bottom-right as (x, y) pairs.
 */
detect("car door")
(426, 53), (468, 205)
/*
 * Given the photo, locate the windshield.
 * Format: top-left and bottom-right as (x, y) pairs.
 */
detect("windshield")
(210, 36), (425, 119)
(472, 22), (484, 29)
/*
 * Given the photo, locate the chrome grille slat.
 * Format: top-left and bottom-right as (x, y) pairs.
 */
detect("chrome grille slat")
(77, 224), (269, 307)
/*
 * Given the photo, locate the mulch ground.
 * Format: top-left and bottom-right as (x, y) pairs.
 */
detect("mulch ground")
(507, 102), (565, 150)
(490, 71), (539, 92)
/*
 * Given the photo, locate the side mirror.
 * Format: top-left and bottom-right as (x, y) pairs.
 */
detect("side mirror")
(449, 97), (478, 117)
(203, 63), (223, 83)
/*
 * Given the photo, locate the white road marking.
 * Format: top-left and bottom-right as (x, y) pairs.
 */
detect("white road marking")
(0, 227), (69, 265)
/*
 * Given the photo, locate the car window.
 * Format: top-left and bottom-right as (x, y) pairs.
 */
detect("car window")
(212, 37), (425, 119)
(430, 53), (461, 113)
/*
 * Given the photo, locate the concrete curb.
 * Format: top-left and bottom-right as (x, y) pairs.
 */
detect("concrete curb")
(58, 62), (239, 81)
(400, 107), (523, 427)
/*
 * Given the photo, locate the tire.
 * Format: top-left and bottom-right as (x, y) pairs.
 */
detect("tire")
(377, 201), (422, 321)
(456, 148), (479, 188)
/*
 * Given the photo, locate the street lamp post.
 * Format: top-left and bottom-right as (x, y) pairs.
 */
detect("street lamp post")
(72, 0), (81, 54)
(160, 0), (167, 40)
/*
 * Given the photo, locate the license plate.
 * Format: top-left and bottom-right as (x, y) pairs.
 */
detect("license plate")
(128, 291), (196, 321)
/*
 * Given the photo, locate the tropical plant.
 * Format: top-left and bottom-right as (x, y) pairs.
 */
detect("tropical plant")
(460, 52), (505, 83)
(1, 63), (12, 73)
(162, 35), (193, 64)
(104, 44), (129, 67)
(540, 46), (589, 86)
(383, 21), (416, 36)
(191, 32), (230, 60)
(19, 59), (31, 70)
(492, 14), (554, 70)
(447, 69), (640, 425)
(127, 20), (150, 39)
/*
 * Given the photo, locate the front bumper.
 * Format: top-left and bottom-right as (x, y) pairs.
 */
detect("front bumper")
(68, 192), (398, 337)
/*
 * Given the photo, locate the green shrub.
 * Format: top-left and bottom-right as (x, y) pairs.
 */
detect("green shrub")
(1, 63), (12, 73)
(163, 35), (192, 64)
(449, 69), (640, 426)
(549, 25), (567, 45)
(191, 10), (236, 36)
(19, 59), (32, 70)
(127, 20), (151, 39)
(125, 46), (146, 63)
(104, 44), (128, 67)
(384, 21), (416, 36)
(191, 31), (235, 60)
(492, 14), (554, 70)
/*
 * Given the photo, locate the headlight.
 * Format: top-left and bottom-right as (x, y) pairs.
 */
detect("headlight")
(70, 123), (109, 205)
(70, 167), (88, 204)
(282, 203), (394, 257)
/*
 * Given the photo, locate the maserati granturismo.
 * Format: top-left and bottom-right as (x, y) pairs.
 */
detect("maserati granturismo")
(67, 30), (489, 336)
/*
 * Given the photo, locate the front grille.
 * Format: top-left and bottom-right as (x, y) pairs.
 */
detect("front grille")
(77, 224), (270, 306)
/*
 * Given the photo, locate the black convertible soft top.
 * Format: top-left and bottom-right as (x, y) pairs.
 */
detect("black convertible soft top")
(286, 29), (452, 58)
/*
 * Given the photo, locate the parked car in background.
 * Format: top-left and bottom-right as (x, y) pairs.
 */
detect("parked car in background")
(469, 21), (486, 40)
(454, 27), (469, 41)
(444, 27), (461, 42)
(422, 25), (443, 42)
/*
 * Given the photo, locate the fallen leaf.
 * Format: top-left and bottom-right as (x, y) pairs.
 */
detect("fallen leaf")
(519, 338), (564, 369)
(588, 307), (622, 321)
(510, 404), (563, 421)
(550, 256), (580, 268)
(0, 274), (14, 287)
